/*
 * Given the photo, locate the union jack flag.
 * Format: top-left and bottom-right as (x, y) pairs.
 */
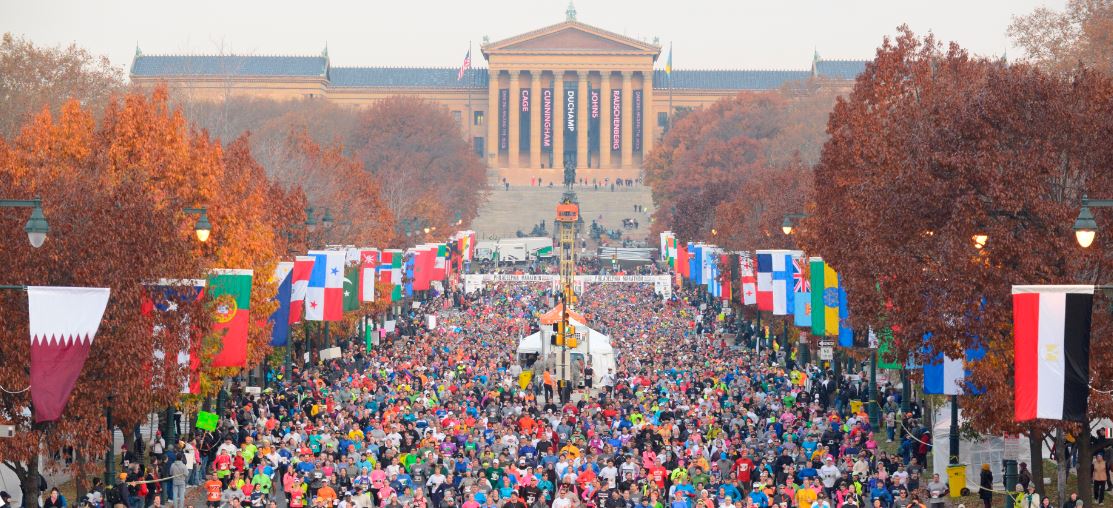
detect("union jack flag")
(793, 255), (810, 293)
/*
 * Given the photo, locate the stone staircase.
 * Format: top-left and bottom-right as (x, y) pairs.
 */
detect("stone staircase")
(473, 185), (656, 246)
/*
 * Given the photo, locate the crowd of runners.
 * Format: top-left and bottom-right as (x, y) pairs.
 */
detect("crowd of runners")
(73, 262), (965, 508)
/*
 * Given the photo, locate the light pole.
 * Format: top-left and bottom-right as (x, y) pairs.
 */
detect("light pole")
(182, 207), (211, 242)
(1074, 195), (1113, 248)
(0, 197), (49, 247)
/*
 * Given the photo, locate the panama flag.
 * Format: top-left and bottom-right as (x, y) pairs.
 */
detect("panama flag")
(1013, 285), (1095, 422)
(771, 250), (792, 315)
(289, 256), (314, 323)
(791, 253), (811, 327)
(306, 250), (345, 321)
(755, 250), (775, 311)
(739, 252), (757, 305)
(359, 249), (379, 302)
(29, 286), (111, 422)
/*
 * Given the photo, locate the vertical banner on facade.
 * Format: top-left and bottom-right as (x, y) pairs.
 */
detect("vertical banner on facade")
(542, 88), (553, 153)
(589, 88), (600, 152)
(611, 89), (623, 152)
(633, 89), (643, 153)
(498, 88), (509, 151)
(519, 89), (530, 152)
(564, 83), (577, 158)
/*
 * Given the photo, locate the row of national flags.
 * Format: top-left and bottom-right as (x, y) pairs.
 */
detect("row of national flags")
(662, 230), (1097, 423)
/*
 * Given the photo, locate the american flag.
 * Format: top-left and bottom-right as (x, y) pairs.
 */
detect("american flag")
(457, 48), (471, 81)
(792, 255), (810, 293)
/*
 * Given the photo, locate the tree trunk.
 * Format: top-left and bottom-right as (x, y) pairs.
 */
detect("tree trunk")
(1029, 427), (1045, 498)
(6, 460), (39, 508)
(1079, 428), (1094, 508)
(75, 450), (86, 503)
(1056, 429), (1066, 506)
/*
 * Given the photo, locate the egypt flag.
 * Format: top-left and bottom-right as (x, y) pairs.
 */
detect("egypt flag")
(1013, 285), (1095, 422)
(29, 287), (111, 422)
(288, 256), (315, 323)
(755, 250), (775, 311)
(359, 249), (379, 302)
(207, 269), (253, 367)
(306, 250), (345, 321)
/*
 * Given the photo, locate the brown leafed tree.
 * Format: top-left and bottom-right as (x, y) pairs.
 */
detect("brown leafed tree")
(348, 96), (487, 242)
(1009, 0), (1113, 75)
(0, 33), (124, 139)
(798, 26), (1113, 504)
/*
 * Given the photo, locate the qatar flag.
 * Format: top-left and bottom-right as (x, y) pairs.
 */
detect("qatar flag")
(29, 286), (111, 422)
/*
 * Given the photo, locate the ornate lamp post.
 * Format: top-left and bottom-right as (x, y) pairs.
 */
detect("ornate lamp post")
(1, 197), (49, 247)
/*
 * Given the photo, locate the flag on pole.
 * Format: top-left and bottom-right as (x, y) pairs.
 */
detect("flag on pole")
(270, 262), (293, 346)
(359, 249), (379, 302)
(28, 286), (111, 422)
(306, 250), (345, 321)
(379, 249), (404, 301)
(739, 252), (757, 305)
(457, 47), (471, 81)
(1012, 284), (1095, 422)
(143, 279), (205, 394)
(792, 253), (811, 327)
(923, 332), (987, 395)
(809, 258), (827, 336)
(343, 262), (361, 312)
(755, 250), (774, 311)
(837, 275), (853, 347)
(289, 256), (314, 323)
(771, 251), (792, 316)
(208, 269), (253, 367)
(665, 42), (673, 76)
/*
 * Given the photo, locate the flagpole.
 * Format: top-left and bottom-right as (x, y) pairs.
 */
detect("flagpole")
(667, 42), (673, 132)
(467, 41), (473, 144)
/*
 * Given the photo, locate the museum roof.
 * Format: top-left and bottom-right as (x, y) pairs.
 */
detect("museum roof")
(131, 54), (868, 91)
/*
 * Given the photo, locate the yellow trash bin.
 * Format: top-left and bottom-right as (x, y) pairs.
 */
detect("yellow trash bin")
(946, 464), (967, 498)
(849, 399), (863, 414)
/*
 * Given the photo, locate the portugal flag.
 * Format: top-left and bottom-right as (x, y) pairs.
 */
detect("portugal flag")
(208, 269), (253, 367)
(1012, 284), (1095, 422)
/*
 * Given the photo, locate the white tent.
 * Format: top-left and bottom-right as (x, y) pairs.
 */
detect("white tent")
(517, 324), (616, 385)
(931, 402), (1032, 492)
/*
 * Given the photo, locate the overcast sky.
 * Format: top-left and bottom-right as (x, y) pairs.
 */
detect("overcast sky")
(2, 0), (1064, 76)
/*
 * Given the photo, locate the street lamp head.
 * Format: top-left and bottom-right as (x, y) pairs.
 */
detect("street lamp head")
(321, 209), (334, 228)
(24, 204), (48, 248)
(781, 217), (794, 236)
(305, 208), (318, 232)
(711, 228), (718, 236)
(1074, 204), (1097, 248)
(423, 227), (431, 234)
(193, 209), (212, 243)
(972, 232), (988, 250)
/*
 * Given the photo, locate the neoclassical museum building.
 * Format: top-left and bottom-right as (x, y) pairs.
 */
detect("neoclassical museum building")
(131, 8), (866, 184)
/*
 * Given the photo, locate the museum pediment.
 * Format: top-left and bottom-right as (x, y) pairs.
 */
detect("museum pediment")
(483, 21), (660, 57)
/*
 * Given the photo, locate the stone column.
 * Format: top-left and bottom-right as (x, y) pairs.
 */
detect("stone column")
(552, 71), (564, 170)
(621, 71), (634, 169)
(642, 71), (655, 159)
(530, 71), (542, 170)
(486, 69), (500, 167)
(576, 71), (589, 171)
(599, 71), (611, 170)
(507, 71), (520, 169)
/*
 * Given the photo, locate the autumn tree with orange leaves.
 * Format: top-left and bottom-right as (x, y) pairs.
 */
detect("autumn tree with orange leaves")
(0, 87), (304, 505)
(797, 27), (1113, 504)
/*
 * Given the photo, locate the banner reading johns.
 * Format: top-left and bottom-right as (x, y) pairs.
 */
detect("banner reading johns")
(611, 89), (622, 152)
(498, 88), (509, 151)
(519, 89), (530, 152)
(542, 88), (553, 152)
(633, 89), (643, 153)
(589, 88), (600, 152)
